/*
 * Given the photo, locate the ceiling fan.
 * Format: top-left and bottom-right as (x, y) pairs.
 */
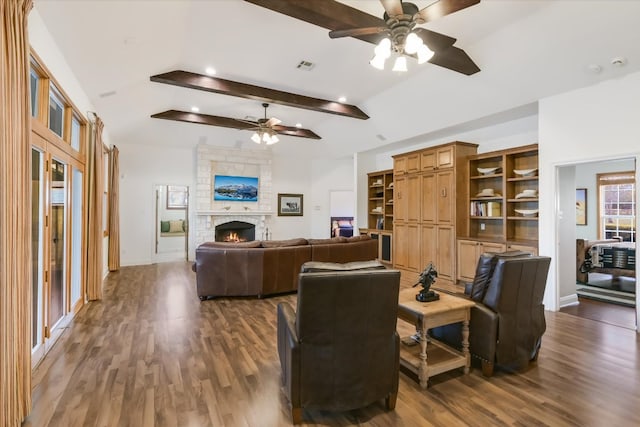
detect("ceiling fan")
(245, 0), (481, 75)
(150, 103), (321, 143)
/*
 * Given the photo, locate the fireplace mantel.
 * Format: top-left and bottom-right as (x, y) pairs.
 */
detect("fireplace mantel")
(196, 210), (274, 216)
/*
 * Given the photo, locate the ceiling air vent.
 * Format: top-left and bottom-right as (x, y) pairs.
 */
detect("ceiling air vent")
(296, 60), (315, 71)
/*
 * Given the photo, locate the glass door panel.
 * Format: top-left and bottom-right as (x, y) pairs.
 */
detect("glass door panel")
(50, 158), (67, 328)
(31, 148), (44, 349)
(70, 168), (83, 307)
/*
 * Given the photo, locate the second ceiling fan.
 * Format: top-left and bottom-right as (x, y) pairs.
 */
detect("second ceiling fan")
(151, 103), (320, 144)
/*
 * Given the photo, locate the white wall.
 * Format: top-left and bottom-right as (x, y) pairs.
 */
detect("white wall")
(309, 157), (356, 238)
(539, 71), (640, 315)
(118, 143), (194, 266)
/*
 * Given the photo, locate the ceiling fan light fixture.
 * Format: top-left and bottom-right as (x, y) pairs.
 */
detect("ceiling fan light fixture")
(267, 134), (279, 145)
(251, 132), (261, 144)
(374, 38), (392, 58)
(392, 56), (408, 72)
(404, 32), (422, 55)
(416, 44), (434, 64)
(370, 53), (387, 70)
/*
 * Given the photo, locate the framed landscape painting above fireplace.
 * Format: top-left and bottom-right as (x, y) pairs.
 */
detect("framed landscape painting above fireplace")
(213, 175), (258, 202)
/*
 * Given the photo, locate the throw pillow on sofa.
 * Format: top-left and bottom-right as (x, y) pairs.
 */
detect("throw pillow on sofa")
(160, 221), (170, 232)
(169, 220), (184, 233)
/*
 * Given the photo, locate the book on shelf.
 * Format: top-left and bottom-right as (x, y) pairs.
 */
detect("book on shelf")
(470, 201), (502, 217)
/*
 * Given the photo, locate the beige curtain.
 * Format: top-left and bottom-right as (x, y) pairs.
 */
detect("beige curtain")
(108, 146), (120, 271)
(0, 0), (34, 425)
(86, 116), (105, 300)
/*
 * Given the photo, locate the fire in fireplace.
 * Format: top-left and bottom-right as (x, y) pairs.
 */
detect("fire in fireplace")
(215, 221), (256, 242)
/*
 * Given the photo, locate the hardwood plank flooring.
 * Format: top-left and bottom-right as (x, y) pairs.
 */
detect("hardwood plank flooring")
(23, 262), (640, 427)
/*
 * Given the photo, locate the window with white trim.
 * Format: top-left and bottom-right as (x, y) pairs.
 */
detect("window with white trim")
(598, 171), (635, 242)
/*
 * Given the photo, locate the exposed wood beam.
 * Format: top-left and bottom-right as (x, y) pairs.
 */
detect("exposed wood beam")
(150, 70), (369, 120)
(151, 110), (321, 140)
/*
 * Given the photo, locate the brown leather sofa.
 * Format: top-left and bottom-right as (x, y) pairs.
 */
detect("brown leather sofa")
(192, 236), (378, 300)
(277, 261), (401, 424)
(431, 253), (551, 376)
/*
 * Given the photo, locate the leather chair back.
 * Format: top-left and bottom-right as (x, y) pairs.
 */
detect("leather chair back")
(286, 267), (400, 413)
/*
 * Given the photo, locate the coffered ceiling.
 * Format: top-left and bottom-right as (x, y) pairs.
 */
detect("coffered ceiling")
(32, 1), (640, 158)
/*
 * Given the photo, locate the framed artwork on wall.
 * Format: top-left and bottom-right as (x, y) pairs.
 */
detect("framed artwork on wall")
(278, 193), (303, 216)
(167, 185), (188, 209)
(576, 188), (587, 225)
(213, 175), (258, 202)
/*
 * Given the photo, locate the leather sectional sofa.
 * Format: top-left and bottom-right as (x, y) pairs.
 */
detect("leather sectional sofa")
(192, 235), (378, 300)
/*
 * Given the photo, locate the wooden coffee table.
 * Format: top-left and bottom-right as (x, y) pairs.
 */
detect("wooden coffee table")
(397, 289), (475, 388)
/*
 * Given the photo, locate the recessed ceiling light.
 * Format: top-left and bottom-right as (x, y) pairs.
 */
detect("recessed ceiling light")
(295, 123), (302, 128)
(611, 57), (627, 67)
(191, 106), (200, 112)
(338, 96), (347, 103)
(205, 67), (216, 76)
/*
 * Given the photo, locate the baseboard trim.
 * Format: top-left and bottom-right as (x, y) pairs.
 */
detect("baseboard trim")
(560, 293), (579, 308)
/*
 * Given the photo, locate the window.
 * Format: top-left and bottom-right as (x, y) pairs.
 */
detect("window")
(30, 68), (39, 117)
(71, 115), (81, 151)
(48, 85), (65, 137)
(598, 171), (635, 242)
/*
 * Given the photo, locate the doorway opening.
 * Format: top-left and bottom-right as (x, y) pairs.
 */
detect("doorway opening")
(556, 157), (638, 330)
(154, 184), (189, 262)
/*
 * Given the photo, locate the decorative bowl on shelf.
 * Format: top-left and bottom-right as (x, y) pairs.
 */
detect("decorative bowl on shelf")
(515, 209), (539, 217)
(515, 189), (538, 199)
(513, 168), (538, 177)
(477, 167), (501, 175)
(475, 188), (500, 197)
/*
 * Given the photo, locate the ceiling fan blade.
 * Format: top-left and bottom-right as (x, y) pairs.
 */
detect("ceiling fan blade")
(273, 125), (321, 140)
(428, 46), (480, 75)
(244, 0), (385, 44)
(329, 26), (387, 39)
(151, 110), (258, 130)
(413, 27), (456, 52)
(379, 0), (404, 17)
(152, 110), (322, 140)
(266, 117), (282, 127)
(414, 0), (480, 24)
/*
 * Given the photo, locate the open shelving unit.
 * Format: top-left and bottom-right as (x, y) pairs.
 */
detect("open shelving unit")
(367, 169), (394, 231)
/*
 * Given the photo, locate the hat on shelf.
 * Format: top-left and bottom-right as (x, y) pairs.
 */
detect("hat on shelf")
(515, 189), (538, 199)
(475, 188), (500, 197)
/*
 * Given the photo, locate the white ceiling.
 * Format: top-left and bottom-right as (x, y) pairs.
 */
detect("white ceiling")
(33, 0), (640, 158)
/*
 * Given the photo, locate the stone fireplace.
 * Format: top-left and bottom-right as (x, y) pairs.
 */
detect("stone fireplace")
(194, 144), (273, 247)
(215, 221), (256, 242)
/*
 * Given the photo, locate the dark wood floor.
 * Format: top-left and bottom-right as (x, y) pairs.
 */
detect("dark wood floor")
(560, 297), (637, 330)
(24, 262), (640, 427)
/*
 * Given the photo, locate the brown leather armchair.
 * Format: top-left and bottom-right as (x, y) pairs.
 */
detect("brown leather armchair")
(277, 261), (401, 424)
(431, 254), (551, 376)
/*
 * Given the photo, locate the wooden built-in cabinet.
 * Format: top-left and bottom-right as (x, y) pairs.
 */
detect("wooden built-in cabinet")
(392, 141), (478, 289)
(457, 144), (539, 282)
(364, 169), (394, 264)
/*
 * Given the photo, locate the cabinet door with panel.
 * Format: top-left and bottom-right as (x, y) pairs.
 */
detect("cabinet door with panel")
(436, 225), (456, 284)
(506, 243), (538, 255)
(436, 146), (455, 169)
(407, 174), (421, 222)
(457, 239), (506, 282)
(395, 223), (420, 271)
(421, 173), (436, 223)
(436, 170), (454, 225)
(394, 175), (407, 222)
